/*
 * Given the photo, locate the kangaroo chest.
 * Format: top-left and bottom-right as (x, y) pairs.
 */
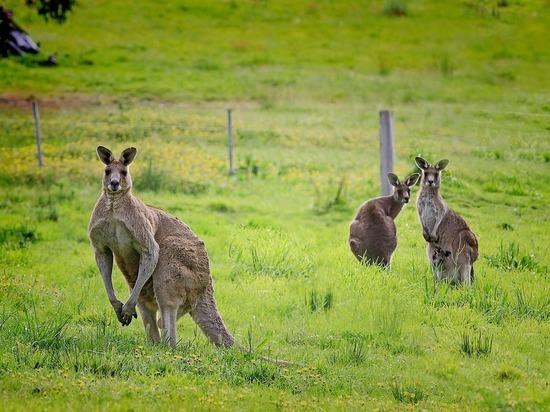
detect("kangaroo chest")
(95, 216), (141, 276)
(417, 192), (446, 232)
(100, 217), (134, 250)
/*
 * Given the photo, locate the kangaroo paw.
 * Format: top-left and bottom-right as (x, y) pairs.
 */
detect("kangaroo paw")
(428, 235), (439, 243)
(119, 303), (138, 326)
(422, 231), (431, 242)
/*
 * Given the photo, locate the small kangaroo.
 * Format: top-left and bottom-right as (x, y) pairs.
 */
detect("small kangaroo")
(349, 172), (420, 267)
(415, 156), (478, 285)
(431, 247), (452, 281)
(88, 147), (289, 364)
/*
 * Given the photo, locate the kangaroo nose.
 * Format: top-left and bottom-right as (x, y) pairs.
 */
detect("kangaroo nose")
(111, 179), (120, 188)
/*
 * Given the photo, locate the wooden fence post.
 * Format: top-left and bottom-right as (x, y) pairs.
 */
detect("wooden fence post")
(379, 110), (394, 196)
(32, 101), (44, 167)
(227, 108), (234, 175)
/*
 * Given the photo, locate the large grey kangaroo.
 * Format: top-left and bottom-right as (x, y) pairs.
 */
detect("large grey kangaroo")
(88, 146), (289, 366)
(415, 156), (478, 285)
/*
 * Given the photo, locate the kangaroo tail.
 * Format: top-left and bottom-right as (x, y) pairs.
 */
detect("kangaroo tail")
(190, 286), (294, 367)
(190, 286), (238, 348)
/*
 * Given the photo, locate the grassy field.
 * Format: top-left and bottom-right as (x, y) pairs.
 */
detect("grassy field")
(1, 0), (549, 410)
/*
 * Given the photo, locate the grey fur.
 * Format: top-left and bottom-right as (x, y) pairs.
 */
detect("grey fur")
(89, 146), (239, 348)
(415, 156), (478, 285)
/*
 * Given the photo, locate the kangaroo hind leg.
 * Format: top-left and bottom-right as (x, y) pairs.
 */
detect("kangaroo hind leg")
(159, 306), (179, 347)
(460, 264), (473, 286)
(138, 302), (161, 343)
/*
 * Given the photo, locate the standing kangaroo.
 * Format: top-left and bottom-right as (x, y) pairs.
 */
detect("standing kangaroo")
(415, 157), (478, 285)
(348, 172), (420, 267)
(88, 146), (246, 350)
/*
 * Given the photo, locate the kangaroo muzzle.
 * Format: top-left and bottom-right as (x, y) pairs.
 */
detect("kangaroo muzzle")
(109, 178), (121, 191)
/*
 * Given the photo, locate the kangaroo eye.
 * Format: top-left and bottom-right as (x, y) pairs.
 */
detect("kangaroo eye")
(120, 171), (127, 177)
(105, 169), (111, 176)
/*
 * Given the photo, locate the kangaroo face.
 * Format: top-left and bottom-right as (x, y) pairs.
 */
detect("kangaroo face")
(432, 247), (451, 265)
(103, 161), (131, 193)
(423, 166), (441, 188)
(388, 172), (420, 203)
(415, 157), (449, 189)
(96, 146), (137, 194)
(396, 184), (412, 203)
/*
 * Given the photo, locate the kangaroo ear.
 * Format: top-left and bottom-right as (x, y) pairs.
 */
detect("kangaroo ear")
(436, 159), (449, 170)
(120, 147), (137, 166)
(405, 173), (420, 187)
(415, 156), (429, 170)
(97, 146), (114, 165)
(387, 173), (400, 187)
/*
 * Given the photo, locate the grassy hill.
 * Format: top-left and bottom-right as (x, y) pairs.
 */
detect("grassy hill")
(0, 1), (549, 411)
(3, 0), (549, 104)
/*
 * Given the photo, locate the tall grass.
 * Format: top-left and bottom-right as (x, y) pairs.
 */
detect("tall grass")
(391, 380), (427, 404)
(485, 242), (543, 272)
(460, 331), (493, 357)
(307, 289), (334, 312)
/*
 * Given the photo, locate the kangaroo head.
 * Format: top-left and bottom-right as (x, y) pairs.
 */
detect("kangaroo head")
(97, 146), (137, 194)
(415, 156), (448, 189)
(432, 247), (452, 264)
(387, 172), (420, 203)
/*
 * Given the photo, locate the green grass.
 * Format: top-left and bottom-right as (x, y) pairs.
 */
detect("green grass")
(460, 331), (494, 357)
(1, 0), (549, 410)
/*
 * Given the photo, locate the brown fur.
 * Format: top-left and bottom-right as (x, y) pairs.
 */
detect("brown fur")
(88, 146), (240, 349)
(415, 157), (478, 285)
(348, 172), (420, 267)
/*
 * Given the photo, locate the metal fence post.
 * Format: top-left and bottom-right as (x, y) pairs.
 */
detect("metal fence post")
(379, 110), (394, 196)
(32, 101), (44, 167)
(227, 108), (234, 175)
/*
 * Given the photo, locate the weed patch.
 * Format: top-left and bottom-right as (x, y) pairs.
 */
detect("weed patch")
(485, 242), (543, 272)
(239, 361), (280, 385)
(306, 289), (334, 312)
(496, 367), (522, 381)
(0, 225), (39, 249)
(460, 331), (493, 357)
(21, 302), (73, 350)
(391, 380), (427, 404)
(331, 333), (367, 366)
(236, 155), (271, 179)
